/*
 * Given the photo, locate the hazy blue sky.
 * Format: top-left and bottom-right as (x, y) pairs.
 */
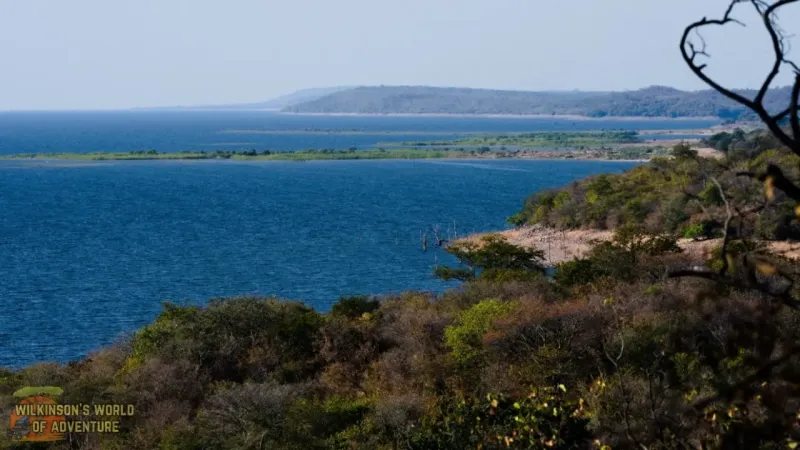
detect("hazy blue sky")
(0, 0), (798, 110)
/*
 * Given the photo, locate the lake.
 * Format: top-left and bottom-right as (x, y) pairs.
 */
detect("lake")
(0, 112), (708, 368)
(0, 111), (718, 154)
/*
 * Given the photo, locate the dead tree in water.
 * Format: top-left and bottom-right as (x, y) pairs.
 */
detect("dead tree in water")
(420, 221), (461, 252)
(430, 224), (449, 248)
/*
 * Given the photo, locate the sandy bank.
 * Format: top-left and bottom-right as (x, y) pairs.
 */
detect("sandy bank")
(455, 226), (800, 266)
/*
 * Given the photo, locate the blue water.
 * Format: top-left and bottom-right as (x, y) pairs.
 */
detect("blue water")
(0, 159), (638, 368)
(0, 111), (695, 368)
(0, 111), (718, 153)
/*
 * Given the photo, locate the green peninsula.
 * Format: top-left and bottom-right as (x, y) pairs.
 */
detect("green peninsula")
(0, 131), (681, 162)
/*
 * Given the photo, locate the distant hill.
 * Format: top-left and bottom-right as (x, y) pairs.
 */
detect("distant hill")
(137, 87), (352, 111)
(281, 85), (793, 119)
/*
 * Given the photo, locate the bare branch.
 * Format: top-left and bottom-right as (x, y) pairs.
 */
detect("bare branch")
(668, 269), (800, 309)
(689, 344), (800, 411)
(792, 74), (800, 140)
(773, 105), (800, 121)
(737, 164), (800, 201)
(710, 177), (735, 275)
(755, 0), (800, 102)
(680, 0), (800, 155)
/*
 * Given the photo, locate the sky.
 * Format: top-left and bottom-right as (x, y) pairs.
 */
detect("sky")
(0, 0), (798, 110)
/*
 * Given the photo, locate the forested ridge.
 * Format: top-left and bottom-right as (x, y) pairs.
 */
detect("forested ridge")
(510, 130), (800, 241)
(283, 85), (794, 120)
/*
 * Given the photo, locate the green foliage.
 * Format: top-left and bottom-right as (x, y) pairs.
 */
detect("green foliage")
(444, 299), (515, 366)
(671, 142), (698, 159)
(409, 388), (591, 449)
(506, 211), (527, 227)
(661, 195), (691, 232)
(704, 128), (786, 160)
(433, 266), (476, 281)
(125, 298), (324, 384)
(683, 220), (718, 240)
(513, 144), (800, 241)
(395, 130), (643, 149)
(435, 234), (546, 282)
(553, 258), (606, 287)
(586, 226), (682, 281)
(699, 181), (725, 206)
(330, 295), (380, 319)
(479, 268), (544, 283)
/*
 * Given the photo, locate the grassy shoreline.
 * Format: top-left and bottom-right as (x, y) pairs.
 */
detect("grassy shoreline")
(0, 147), (666, 163)
(0, 131), (683, 162)
(0, 128), (720, 163)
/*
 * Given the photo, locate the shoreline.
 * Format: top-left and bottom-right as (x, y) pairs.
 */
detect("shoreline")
(0, 155), (651, 165)
(456, 226), (800, 267)
(279, 112), (722, 121)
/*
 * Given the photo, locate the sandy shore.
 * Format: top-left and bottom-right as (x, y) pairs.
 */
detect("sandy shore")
(455, 226), (800, 266)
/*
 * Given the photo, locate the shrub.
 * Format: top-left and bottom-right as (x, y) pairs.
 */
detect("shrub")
(408, 387), (591, 449)
(122, 298), (324, 384)
(330, 296), (380, 319)
(671, 142), (698, 159)
(699, 181), (724, 206)
(435, 235), (546, 282)
(553, 258), (606, 287)
(443, 299), (515, 366)
(683, 221), (718, 240)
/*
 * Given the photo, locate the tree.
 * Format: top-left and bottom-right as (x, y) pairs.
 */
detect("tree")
(680, 0), (800, 202)
(434, 234), (545, 282)
(671, 141), (698, 159)
(665, 2), (800, 444)
(675, 0), (800, 306)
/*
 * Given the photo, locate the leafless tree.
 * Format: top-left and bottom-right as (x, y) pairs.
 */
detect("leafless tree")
(672, 0), (800, 429)
(673, 0), (800, 308)
(681, 1), (800, 161)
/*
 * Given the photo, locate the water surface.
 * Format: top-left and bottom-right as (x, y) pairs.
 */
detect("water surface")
(0, 158), (637, 367)
(0, 111), (718, 153)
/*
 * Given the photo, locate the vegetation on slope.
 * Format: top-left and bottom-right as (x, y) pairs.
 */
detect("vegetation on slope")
(509, 131), (800, 242)
(2, 219), (798, 449)
(283, 85), (794, 119)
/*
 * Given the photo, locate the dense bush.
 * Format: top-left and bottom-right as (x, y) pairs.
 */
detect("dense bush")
(330, 295), (380, 319)
(512, 142), (800, 241)
(435, 234), (546, 282)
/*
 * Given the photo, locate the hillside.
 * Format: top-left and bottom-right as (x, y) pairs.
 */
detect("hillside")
(282, 85), (793, 119)
(137, 87), (352, 111)
(509, 130), (800, 241)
